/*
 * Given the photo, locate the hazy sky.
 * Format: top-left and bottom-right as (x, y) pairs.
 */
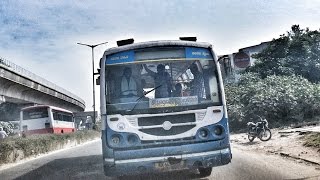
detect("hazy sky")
(1, 0), (320, 111)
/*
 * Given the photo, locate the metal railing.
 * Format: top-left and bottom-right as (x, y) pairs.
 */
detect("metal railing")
(0, 57), (85, 105)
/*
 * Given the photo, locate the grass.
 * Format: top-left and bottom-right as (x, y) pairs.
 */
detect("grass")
(303, 132), (320, 149)
(0, 130), (100, 165)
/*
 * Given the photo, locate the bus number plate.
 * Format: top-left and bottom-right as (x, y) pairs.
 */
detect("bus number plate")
(155, 161), (185, 170)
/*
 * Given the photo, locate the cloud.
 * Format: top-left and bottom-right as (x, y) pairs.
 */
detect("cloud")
(1, 0), (320, 111)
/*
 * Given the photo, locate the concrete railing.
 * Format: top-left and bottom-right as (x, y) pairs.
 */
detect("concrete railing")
(0, 57), (85, 106)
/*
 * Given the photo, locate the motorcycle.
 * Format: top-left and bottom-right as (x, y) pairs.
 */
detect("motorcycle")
(247, 118), (272, 142)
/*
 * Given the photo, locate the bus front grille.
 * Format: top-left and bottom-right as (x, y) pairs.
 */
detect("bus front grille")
(138, 125), (196, 136)
(137, 113), (195, 126)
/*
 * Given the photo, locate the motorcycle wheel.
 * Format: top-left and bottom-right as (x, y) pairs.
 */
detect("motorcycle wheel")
(248, 134), (255, 142)
(259, 129), (272, 141)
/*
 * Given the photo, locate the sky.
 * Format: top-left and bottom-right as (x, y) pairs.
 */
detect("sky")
(1, 0), (320, 112)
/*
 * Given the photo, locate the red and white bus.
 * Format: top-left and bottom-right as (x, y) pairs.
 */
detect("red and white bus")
(20, 105), (75, 135)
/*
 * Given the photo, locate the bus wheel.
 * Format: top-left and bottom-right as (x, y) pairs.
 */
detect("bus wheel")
(198, 167), (212, 177)
(107, 176), (123, 180)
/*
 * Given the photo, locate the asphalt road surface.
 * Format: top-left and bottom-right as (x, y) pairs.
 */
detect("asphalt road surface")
(0, 139), (319, 180)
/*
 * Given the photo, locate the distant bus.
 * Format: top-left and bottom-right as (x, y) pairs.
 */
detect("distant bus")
(99, 39), (232, 178)
(20, 105), (75, 135)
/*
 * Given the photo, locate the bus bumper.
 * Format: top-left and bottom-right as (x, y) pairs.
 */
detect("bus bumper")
(103, 141), (231, 177)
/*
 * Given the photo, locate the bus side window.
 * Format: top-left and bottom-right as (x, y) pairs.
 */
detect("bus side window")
(53, 112), (62, 121)
(203, 68), (211, 100)
(53, 112), (59, 120)
(63, 114), (72, 122)
(106, 72), (117, 102)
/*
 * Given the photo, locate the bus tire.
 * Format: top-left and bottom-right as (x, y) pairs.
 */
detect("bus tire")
(107, 176), (123, 180)
(198, 167), (212, 177)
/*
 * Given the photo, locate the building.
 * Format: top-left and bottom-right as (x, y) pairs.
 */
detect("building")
(219, 41), (269, 83)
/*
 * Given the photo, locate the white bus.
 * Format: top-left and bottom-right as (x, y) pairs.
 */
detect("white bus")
(20, 105), (75, 135)
(99, 38), (232, 178)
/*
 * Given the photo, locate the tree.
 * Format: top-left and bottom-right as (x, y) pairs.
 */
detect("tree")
(0, 103), (20, 121)
(248, 25), (320, 83)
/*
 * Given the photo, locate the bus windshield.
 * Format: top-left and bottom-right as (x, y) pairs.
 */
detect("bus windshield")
(22, 107), (49, 120)
(106, 59), (221, 115)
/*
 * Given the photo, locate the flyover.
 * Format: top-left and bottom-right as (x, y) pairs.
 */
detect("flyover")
(0, 57), (85, 121)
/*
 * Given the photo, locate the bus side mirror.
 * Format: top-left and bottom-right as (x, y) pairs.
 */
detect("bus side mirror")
(95, 68), (101, 85)
(96, 76), (100, 85)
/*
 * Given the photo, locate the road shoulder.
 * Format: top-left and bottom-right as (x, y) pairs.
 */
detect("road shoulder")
(231, 127), (320, 168)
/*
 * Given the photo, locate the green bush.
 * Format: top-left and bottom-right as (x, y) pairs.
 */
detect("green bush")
(0, 130), (100, 165)
(0, 121), (14, 135)
(303, 133), (320, 149)
(0, 143), (15, 164)
(228, 25), (320, 131)
(226, 74), (320, 131)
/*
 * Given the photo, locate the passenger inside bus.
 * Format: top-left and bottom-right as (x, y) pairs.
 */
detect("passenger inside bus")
(120, 67), (138, 97)
(140, 79), (147, 95)
(143, 64), (172, 98)
(172, 83), (182, 97)
(189, 63), (205, 99)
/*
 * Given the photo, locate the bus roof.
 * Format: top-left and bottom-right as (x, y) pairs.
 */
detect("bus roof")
(102, 40), (213, 57)
(21, 105), (73, 113)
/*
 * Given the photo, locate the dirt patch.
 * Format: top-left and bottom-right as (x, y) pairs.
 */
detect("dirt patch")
(231, 126), (320, 166)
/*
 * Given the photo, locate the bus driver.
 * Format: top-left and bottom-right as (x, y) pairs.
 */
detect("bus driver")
(120, 67), (138, 97)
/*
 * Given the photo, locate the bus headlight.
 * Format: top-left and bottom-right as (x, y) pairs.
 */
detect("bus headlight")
(127, 134), (139, 145)
(111, 135), (121, 145)
(199, 128), (209, 139)
(117, 122), (126, 131)
(213, 126), (223, 136)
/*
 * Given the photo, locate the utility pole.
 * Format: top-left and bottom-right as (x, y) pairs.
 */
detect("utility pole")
(77, 41), (108, 124)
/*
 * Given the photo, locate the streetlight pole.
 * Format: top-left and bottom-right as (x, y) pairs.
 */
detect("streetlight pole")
(77, 41), (108, 124)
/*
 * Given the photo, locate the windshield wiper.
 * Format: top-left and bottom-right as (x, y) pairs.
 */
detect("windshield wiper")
(128, 84), (162, 112)
(137, 84), (162, 101)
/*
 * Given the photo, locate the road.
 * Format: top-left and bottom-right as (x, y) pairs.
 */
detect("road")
(0, 139), (319, 180)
